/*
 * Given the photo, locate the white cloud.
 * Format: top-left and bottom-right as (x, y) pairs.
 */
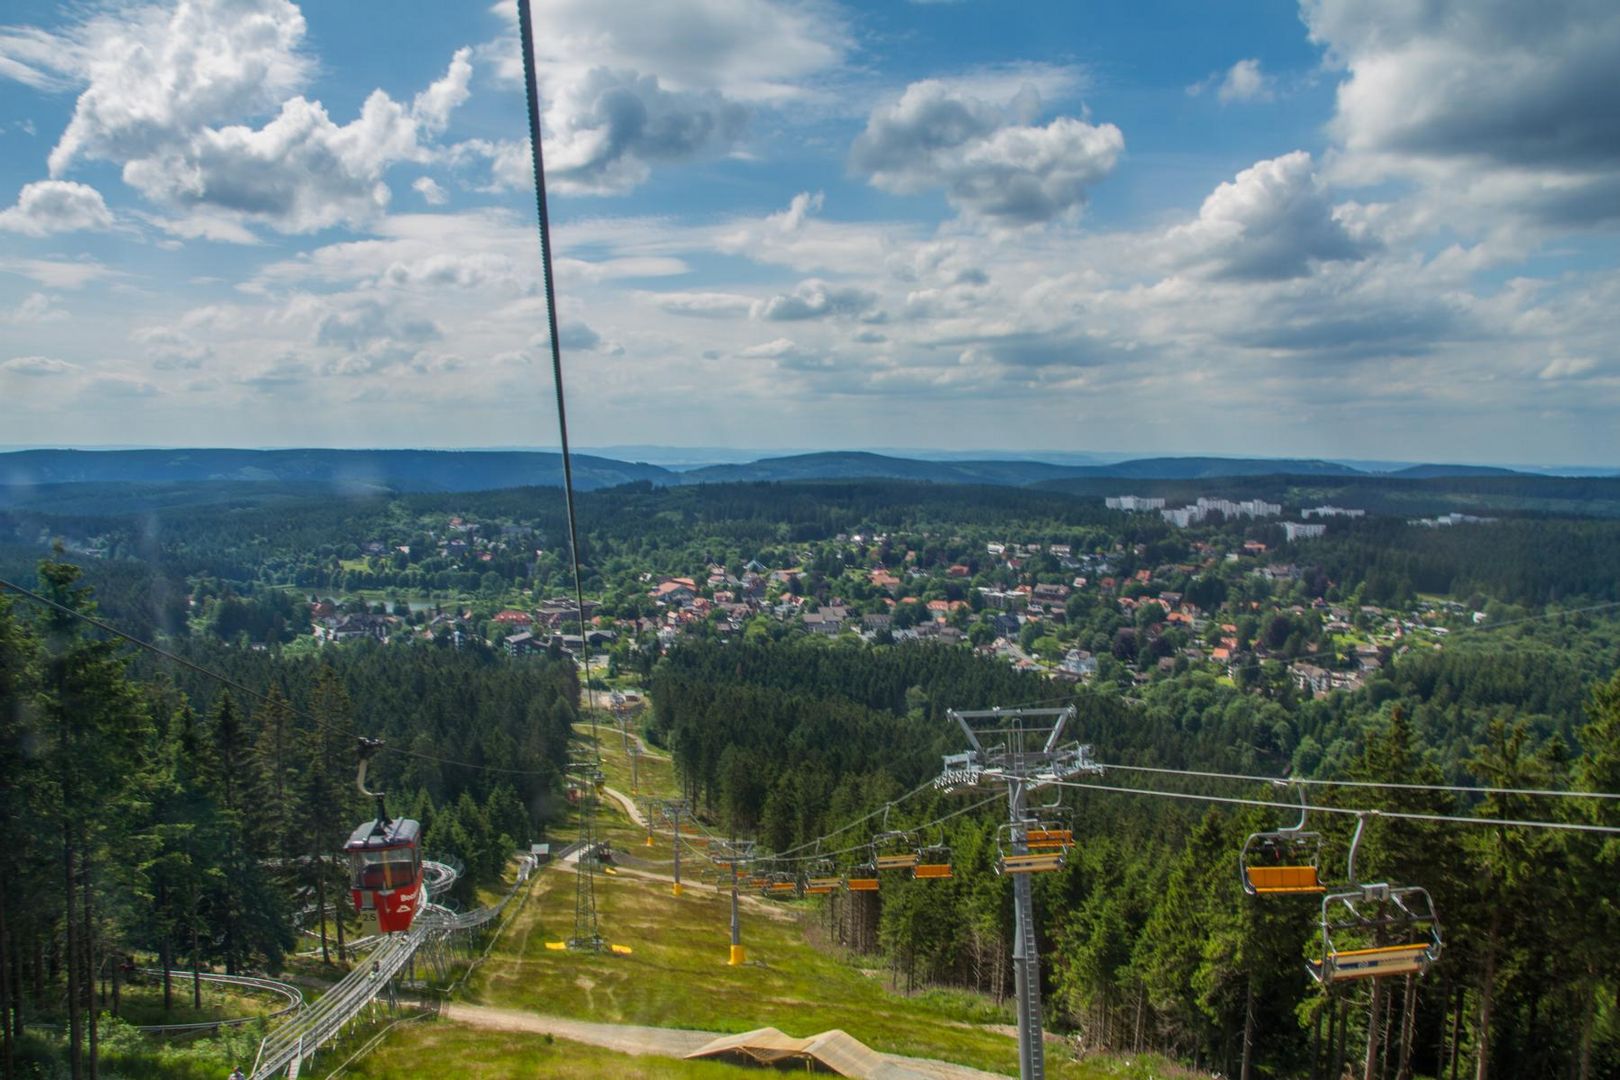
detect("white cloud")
(472, 0), (848, 195)
(412, 177), (448, 205)
(1217, 59), (1272, 104)
(48, 0), (312, 176)
(653, 291), (754, 318)
(1305, 0), (1620, 226)
(752, 278), (877, 321)
(0, 292), (67, 324)
(1166, 151), (1370, 280)
(0, 25), (84, 91)
(849, 80), (1122, 224)
(0, 180), (114, 235)
(538, 67), (748, 195)
(497, 0), (849, 103)
(0, 257), (122, 289)
(411, 47), (472, 134)
(27, 0), (473, 234)
(2, 355), (78, 376)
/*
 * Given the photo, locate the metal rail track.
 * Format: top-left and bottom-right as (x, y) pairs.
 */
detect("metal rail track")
(250, 857), (525, 1079)
(131, 969), (304, 1035)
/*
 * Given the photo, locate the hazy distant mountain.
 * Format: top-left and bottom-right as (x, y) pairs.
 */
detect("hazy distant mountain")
(0, 449), (673, 493)
(0, 448), (1557, 500)
(1076, 456), (1363, 479)
(1388, 463), (1525, 479)
(676, 452), (1081, 486)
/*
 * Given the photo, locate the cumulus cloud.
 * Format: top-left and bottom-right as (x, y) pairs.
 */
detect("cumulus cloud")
(32, 0), (472, 233)
(503, 0), (848, 104)
(1305, 0), (1620, 225)
(849, 80), (1122, 224)
(752, 279), (877, 321)
(2, 355), (78, 376)
(316, 299), (441, 350)
(539, 67), (748, 195)
(0, 180), (114, 235)
(121, 91), (426, 232)
(1168, 152), (1371, 281)
(469, 0), (846, 195)
(411, 47), (472, 134)
(47, 0), (312, 175)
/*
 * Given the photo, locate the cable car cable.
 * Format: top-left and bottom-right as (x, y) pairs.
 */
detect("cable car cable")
(516, 0), (601, 765)
(1101, 762), (1620, 802)
(1047, 779), (1620, 834)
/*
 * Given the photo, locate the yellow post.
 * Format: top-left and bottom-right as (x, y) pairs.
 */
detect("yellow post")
(728, 944), (746, 966)
(645, 834), (654, 847)
(672, 881), (683, 897)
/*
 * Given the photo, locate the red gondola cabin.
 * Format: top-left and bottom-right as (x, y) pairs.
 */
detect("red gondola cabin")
(344, 817), (423, 934)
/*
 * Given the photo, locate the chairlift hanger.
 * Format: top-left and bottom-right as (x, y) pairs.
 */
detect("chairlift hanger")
(1307, 812), (1442, 984)
(1240, 780), (1326, 897)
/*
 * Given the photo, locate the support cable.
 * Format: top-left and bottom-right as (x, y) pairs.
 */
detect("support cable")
(1048, 779), (1620, 834)
(515, 0), (598, 744)
(1102, 762), (1620, 802)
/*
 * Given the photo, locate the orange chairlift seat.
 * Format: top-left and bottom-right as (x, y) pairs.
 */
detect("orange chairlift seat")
(845, 858), (880, 892)
(996, 821), (1066, 875)
(873, 829), (920, 873)
(1240, 780), (1325, 896)
(914, 843), (953, 879)
(1307, 813), (1442, 985)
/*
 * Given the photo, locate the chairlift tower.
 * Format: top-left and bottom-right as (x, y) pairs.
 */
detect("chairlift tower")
(714, 838), (755, 965)
(566, 758), (607, 951)
(654, 799), (690, 896)
(936, 706), (1102, 1080)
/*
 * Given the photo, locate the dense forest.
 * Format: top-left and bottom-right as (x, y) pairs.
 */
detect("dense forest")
(650, 635), (1620, 1080)
(0, 556), (575, 1078)
(3, 474), (1620, 1079)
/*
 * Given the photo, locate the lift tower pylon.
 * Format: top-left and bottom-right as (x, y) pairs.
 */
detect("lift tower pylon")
(936, 706), (1102, 1080)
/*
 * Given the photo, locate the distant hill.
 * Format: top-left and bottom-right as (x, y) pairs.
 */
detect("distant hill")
(1074, 456), (1363, 479)
(0, 449), (673, 494)
(1388, 463), (1525, 479)
(676, 452), (1080, 487)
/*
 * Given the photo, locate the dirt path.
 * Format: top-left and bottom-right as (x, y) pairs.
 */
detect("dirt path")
(443, 1002), (713, 1056)
(441, 1003), (1012, 1079)
(601, 785), (646, 825)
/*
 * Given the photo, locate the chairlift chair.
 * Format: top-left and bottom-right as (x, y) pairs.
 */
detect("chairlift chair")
(872, 830), (920, 872)
(1307, 813), (1443, 984)
(846, 858), (880, 892)
(1240, 781), (1326, 897)
(996, 822), (1065, 875)
(914, 842), (953, 880)
(804, 858), (841, 894)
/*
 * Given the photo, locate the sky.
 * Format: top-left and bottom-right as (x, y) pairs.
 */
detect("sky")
(1, 0), (1617, 467)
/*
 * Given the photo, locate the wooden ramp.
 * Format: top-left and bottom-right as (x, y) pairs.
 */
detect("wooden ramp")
(685, 1026), (933, 1078)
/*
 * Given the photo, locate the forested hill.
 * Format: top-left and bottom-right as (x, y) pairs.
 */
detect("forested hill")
(0, 448), (674, 493)
(7, 448), (1606, 506)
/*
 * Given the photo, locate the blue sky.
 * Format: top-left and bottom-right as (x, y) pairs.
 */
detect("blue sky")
(1, 0), (1617, 467)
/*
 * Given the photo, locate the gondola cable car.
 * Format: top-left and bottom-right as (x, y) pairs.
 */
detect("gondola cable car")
(343, 738), (425, 935)
(1308, 812), (1442, 984)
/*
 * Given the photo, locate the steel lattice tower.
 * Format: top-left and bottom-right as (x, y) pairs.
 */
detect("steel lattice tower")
(567, 758), (606, 951)
(936, 705), (1102, 1080)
